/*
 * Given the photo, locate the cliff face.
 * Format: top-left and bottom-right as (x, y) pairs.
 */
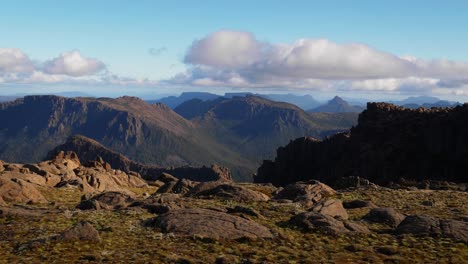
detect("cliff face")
(255, 102), (468, 186)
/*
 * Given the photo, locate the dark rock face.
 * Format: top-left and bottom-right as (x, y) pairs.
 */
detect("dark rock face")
(364, 208), (406, 227)
(256, 103), (468, 186)
(396, 215), (468, 243)
(146, 208), (273, 240)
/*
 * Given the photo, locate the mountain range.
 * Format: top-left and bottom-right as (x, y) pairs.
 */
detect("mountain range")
(0, 95), (357, 181)
(154, 92), (322, 110)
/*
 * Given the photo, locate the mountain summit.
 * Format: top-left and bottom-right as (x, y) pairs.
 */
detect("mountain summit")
(311, 96), (364, 113)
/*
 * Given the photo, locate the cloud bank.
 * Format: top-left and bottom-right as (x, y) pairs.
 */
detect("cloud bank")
(170, 30), (468, 96)
(0, 48), (156, 87)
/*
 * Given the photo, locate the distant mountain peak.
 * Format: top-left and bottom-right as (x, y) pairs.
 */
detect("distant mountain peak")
(329, 96), (347, 105)
(311, 96), (364, 113)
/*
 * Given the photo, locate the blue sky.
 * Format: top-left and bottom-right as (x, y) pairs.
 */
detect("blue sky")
(1, 0), (468, 100)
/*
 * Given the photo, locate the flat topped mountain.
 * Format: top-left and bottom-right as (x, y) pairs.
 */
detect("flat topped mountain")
(256, 102), (468, 186)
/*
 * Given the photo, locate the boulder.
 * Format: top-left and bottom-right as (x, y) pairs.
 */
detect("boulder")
(343, 199), (377, 209)
(364, 208), (406, 227)
(146, 208), (273, 240)
(396, 215), (468, 243)
(188, 182), (269, 202)
(289, 212), (369, 235)
(58, 221), (101, 242)
(311, 199), (348, 220)
(272, 180), (336, 207)
(77, 192), (134, 210)
(0, 177), (47, 204)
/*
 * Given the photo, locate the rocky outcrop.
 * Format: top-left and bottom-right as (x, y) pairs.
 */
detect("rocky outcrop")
(0, 151), (148, 205)
(256, 103), (468, 186)
(146, 208), (273, 240)
(0, 177), (48, 204)
(49, 135), (233, 182)
(396, 215), (468, 243)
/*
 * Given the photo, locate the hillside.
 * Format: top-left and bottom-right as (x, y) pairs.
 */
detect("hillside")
(0, 95), (251, 179)
(176, 95), (358, 161)
(256, 102), (468, 186)
(311, 96), (364, 113)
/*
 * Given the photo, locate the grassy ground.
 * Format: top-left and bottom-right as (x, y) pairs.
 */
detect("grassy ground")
(0, 185), (467, 263)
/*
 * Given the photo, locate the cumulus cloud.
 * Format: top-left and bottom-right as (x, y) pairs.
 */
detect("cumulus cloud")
(43, 50), (105, 77)
(185, 30), (264, 68)
(169, 30), (468, 97)
(0, 48), (35, 73)
(0, 48), (157, 87)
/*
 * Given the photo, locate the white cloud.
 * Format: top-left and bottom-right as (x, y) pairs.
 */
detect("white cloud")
(0, 48), (34, 73)
(0, 48), (158, 88)
(43, 50), (105, 77)
(170, 30), (468, 97)
(185, 30), (264, 68)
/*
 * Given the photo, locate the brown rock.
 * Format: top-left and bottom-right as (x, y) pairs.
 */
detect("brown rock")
(0, 177), (47, 204)
(364, 207), (406, 227)
(58, 221), (100, 242)
(272, 180), (336, 207)
(146, 208), (273, 240)
(396, 215), (468, 243)
(311, 199), (348, 220)
(289, 212), (369, 235)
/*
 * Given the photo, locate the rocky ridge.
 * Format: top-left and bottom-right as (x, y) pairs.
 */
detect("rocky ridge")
(256, 102), (468, 187)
